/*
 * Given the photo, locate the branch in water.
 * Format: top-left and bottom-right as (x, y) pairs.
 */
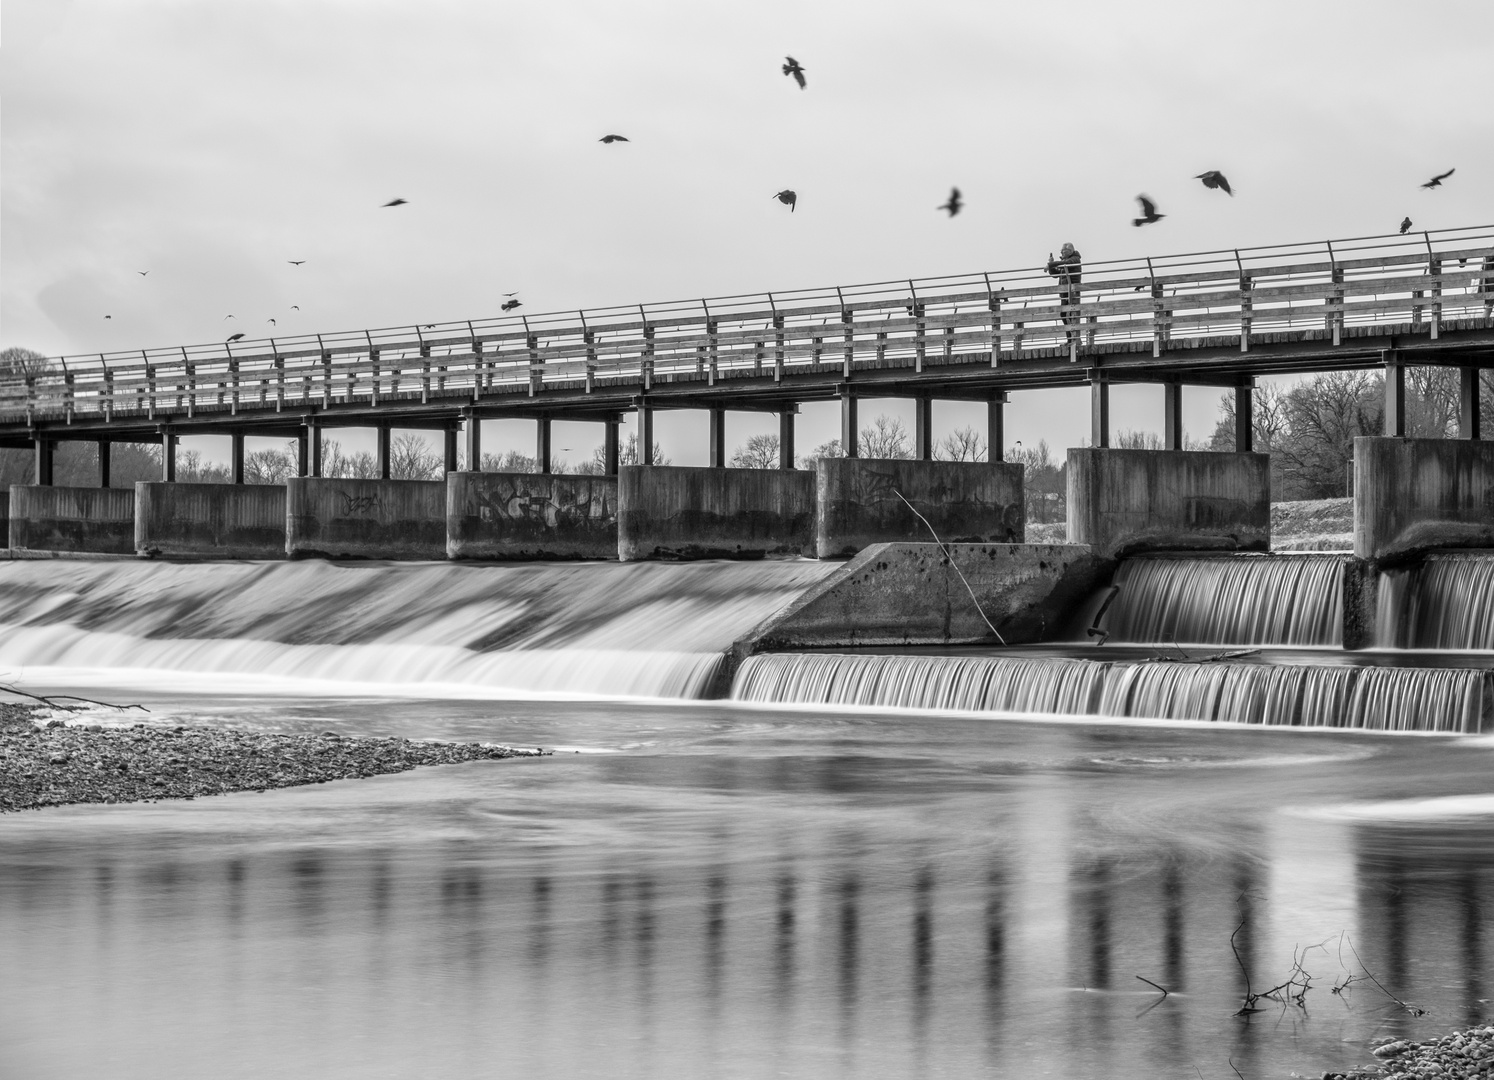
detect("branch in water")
(0, 683), (149, 713)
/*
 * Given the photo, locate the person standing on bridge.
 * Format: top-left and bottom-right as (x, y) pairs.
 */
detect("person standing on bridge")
(1046, 243), (1083, 329)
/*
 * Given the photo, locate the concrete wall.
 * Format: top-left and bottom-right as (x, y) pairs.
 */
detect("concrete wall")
(816, 458), (1025, 558)
(735, 541), (1110, 655)
(1067, 448), (1270, 558)
(1354, 437), (1494, 563)
(618, 466), (816, 561)
(447, 471), (617, 560)
(8, 485), (136, 555)
(286, 477), (446, 560)
(135, 482), (286, 559)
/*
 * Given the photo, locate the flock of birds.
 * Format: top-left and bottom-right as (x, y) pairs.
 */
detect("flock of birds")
(107, 55), (1463, 347)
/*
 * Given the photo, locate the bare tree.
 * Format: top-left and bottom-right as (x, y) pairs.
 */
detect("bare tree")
(389, 432), (444, 479)
(0, 347), (50, 378)
(797, 438), (842, 468)
(585, 434), (669, 472)
(858, 414), (911, 458)
(176, 450), (232, 483)
(244, 444), (297, 484)
(934, 426), (987, 462)
(730, 433), (780, 468)
(1008, 438), (1066, 523)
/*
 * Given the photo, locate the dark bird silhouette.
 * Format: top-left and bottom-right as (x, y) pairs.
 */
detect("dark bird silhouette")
(104, 315), (112, 319)
(291, 305), (300, 311)
(1421, 169), (1455, 189)
(1195, 170), (1233, 196)
(137, 270), (149, 277)
(782, 57), (806, 89)
(599, 134), (629, 144)
(267, 319), (276, 327)
(502, 292), (519, 297)
(501, 299), (522, 312)
(937, 187), (962, 217)
(773, 189), (797, 212)
(382, 197), (408, 207)
(1400, 216), (1413, 234)
(227, 333), (244, 342)
(1132, 194), (1165, 227)
(224, 314), (235, 320)
(288, 260), (306, 266)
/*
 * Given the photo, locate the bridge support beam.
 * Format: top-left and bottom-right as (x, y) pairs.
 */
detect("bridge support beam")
(97, 439), (111, 488)
(376, 424), (391, 479)
(1460, 367), (1482, 440)
(1090, 375), (1109, 449)
(988, 392), (1006, 462)
(463, 411), (480, 471)
(536, 418), (552, 475)
(839, 386), (858, 457)
(1235, 381), (1254, 452)
(636, 397), (654, 466)
(33, 438), (53, 487)
(914, 396), (933, 461)
(1384, 352), (1405, 437)
(297, 421), (321, 478)
(708, 409), (726, 468)
(779, 409), (795, 470)
(444, 426), (458, 474)
(604, 418), (620, 475)
(1163, 383), (1183, 450)
(231, 433), (245, 485)
(159, 428), (178, 482)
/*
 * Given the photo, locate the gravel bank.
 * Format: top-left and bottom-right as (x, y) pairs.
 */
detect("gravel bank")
(0, 704), (547, 812)
(1326, 1023), (1494, 1079)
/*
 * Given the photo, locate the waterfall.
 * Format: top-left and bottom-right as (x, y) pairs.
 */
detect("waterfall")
(1095, 555), (1344, 646)
(731, 653), (1488, 733)
(1376, 554), (1494, 650)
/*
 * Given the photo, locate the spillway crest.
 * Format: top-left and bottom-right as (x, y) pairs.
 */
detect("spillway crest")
(1376, 553), (1494, 650)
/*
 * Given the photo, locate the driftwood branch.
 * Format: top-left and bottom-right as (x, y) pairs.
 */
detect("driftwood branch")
(0, 682), (148, 713)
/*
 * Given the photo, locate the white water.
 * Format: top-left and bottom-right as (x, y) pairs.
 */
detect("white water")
(1377, 552), (1494, 650)
(0, 559), (836, 699)
(731, 652), (1490, 733)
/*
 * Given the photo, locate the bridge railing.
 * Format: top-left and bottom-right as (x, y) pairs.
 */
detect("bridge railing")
(4, 226), (1492, 425)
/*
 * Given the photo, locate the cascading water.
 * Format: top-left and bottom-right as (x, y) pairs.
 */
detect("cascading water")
(1376, 553), (1494, 650)
(0, 559), (836, 699)
(731, 652), (1490, 733)
(1094, 554), (1345, 646)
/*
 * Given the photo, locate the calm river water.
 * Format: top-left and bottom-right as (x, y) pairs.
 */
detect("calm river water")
(4, 692), (1494, 1079)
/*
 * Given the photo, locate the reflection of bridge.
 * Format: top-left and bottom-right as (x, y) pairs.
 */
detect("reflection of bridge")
(3, 226), (1492, 480)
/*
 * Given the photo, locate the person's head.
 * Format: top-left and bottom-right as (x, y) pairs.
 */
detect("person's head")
(1060, 242), (1076, 257)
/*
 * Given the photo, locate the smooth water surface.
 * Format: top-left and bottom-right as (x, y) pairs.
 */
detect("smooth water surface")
(4, 691), (1494, 1080)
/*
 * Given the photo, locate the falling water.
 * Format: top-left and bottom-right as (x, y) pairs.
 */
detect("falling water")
(731, 653), (1489, 733)
(0, 559), (836, 699)
(1376, 553), (1494, 650)
(1095, 555), (1345, 646)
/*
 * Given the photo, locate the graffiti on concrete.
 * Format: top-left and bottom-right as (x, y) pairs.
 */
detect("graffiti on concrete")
(467, 476), (616, 537)
(337, 491), (382, 516)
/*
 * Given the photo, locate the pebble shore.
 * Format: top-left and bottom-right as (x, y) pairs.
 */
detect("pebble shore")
(1325, 1024), (1494, 1080)
(0, 704), (547, 812)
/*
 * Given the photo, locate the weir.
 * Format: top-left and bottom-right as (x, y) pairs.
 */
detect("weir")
(1376, 553), (1494, 650)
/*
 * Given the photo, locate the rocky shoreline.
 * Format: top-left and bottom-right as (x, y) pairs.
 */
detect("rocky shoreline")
(1325, 1024), (1494, 1080)
(0, 703), (547, 812)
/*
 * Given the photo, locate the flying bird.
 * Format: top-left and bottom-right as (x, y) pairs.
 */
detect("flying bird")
(224, 314), (236, 320)
(382, 197), (408, 207)
(137, 271), (149, 277)
(422, 324), (434, 329)
(501, 299), (522, 312)
(599, 134), (629, 144)
(267, 319), (276, 327)
(502, 292), (519, 297)
(1132, 194), (1165, 226)
(104, 315), (112, 320)
(1400, 217), (1412, 234)
(937, 187), (962, 217)
(773, 189), (797, 212)
(227, 333), (244, 342)
(291, 305), (300, 311)
(1421, 169), (1455, 189)
(288, 260), (306, 266)
(1195, 170), (1233, 196)
(782, 57), (806, 90)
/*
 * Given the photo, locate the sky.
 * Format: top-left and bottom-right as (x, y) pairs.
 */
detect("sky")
(3, 0), (1491, 468)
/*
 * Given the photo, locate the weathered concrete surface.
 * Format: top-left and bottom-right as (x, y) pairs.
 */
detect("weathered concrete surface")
(447, 472), (617, 560)
(618, 466), (815, 561)
(135, 482), (286, 559)
(1353, 437), (1494, 563)
(1067, 448), (1270, 558)
(1340, 557), (1379, 651)
(736, 542), (1111, 655)
(8, 485), (136, 555)
(815, 458), (1025, 558)
(286, 477), (446, 560)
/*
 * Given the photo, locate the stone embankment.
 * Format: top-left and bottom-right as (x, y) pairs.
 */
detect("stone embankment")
(0, 705), (546, 812)
(1326, 1023), (1494, 1080)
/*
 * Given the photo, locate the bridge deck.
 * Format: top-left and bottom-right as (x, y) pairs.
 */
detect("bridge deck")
(4, 226), (1492, 442)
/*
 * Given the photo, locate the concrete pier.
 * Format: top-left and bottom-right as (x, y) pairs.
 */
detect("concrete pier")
(1353, 437), (1494, 562)
(135, 482), (286, 559)
(447, 472), (617, 560)
(8, 485), (136, 555)
(815, 458), (1025, 558)
(1066, 448), (1270, 558)
(618, 466), (815, 561)
(286, 477), (446, 560)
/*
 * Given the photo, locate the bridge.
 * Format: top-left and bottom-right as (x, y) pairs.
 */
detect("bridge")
(4, 225), (1492, 482)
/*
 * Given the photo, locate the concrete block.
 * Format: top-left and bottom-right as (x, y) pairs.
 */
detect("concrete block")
(135, 482), (286, 559)
(1353, 437), (1494, 563)
(447, 471), (617, 560)
(286, 477), (446, 560)
(1066, 448), (1270, 558)
(739, 541), (1110, 652)
(816, 458), (1024, 558)
(618, 466), (815, 561)
(8, 485), (136, 555)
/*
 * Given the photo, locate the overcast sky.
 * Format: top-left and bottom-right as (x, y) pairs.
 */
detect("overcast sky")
(4, 0), (1491, 467)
